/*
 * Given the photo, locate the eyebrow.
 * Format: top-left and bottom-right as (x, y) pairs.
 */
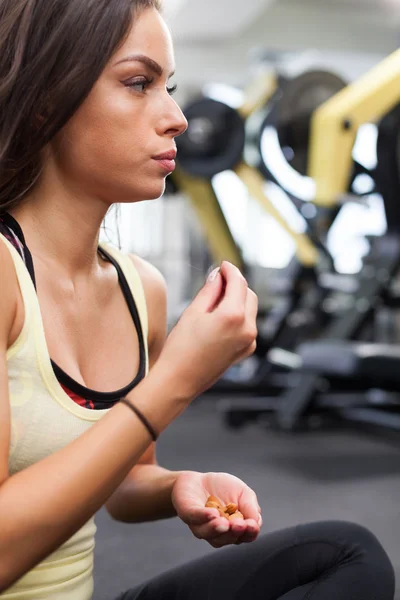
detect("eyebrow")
(114, 54), (175, 78)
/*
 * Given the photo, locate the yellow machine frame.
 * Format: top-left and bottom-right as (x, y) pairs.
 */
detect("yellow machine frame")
(236, 72), (320, 267)
(171, 169), (245, 270)
(174, 72), (320, 269)
(172, 49), (400, 275)
(309, 48), (400, 207)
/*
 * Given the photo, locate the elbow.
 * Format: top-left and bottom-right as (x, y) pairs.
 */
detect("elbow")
(0, 560), (23, 594)
(0, 540), (40, 592)
(105, 497), (121, 522)
(105, 501), (140, 524)
(105, 482), (142, 524)
(105, 502), (123, 523)
(105, 496), (132, 523)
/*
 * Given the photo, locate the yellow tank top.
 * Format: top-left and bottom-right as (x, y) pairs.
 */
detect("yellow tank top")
(0, 233), (149, 599)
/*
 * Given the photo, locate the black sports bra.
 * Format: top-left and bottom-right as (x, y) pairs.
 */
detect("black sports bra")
(0, 212), (146, 410)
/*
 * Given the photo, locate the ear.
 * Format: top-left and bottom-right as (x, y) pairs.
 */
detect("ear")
(32, 113), (46, 132)
(33, 102), (50, 130)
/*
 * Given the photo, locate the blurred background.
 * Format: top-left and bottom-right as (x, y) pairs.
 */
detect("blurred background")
(102, 0), (398, 314)
(96, 1), (400, 598)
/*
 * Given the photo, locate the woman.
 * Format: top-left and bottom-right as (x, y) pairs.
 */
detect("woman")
(0, 1), (395, 598)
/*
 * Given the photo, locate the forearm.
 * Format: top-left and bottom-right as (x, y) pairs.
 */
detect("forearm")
(106, 465), (186, 523)
(0, 369), (188, 592)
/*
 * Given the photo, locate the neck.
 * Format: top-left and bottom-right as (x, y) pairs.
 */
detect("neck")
(9, 177), (111, 279)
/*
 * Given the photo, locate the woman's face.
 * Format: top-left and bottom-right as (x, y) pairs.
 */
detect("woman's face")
(53, 7), (188, 204)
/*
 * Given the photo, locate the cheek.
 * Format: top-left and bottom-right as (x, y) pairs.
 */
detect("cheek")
(51, 83), (164, 200)
(54, 104), (165, 201)
(59, 91), (149, 178)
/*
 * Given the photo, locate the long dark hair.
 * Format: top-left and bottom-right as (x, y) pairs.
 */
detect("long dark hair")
(0, 0), (160, 213)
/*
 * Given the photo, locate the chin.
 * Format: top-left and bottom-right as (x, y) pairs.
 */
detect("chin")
(117, 182), (166, 204)
(140, 181), (167, 201)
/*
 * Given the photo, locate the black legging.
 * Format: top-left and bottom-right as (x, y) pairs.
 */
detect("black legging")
(114, 521), (395, 600)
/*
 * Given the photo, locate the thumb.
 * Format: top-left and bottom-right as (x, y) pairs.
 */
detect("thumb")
(192, 268), (224, 313)
(239, 486), (262, 524)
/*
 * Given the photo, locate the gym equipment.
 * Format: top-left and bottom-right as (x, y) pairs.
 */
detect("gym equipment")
(173, 108), (326, 389)
(267, 340), (400, 432)
(175, 73), (324, 271)
(175, 66), (376, 274)
(221, 340), (400, 432)
(171, 168), (245, 272)
(256, 70), (347, 190)
(173, 71), (363, 393)
(221, 49), (400, 432)
(309, 49), (400, 207)
(176, 72), (277, 179)
(176, 97), (246, 179)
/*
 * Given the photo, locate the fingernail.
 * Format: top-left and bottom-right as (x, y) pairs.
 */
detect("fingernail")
(215, 523), (229, 534)
(207, 267), (220, 282)
(258, 516), (263, 527)
(207, 511), (219, 521)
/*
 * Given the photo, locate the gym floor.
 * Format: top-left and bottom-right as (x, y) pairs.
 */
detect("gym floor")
(93, 400), (400, 599)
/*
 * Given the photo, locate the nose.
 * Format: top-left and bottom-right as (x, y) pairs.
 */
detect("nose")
(161, 96), (188, 139)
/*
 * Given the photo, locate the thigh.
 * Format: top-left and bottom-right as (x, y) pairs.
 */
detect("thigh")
(115, 521), (394, 600)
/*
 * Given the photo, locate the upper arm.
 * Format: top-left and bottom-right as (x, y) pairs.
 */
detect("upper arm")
(0, 241), (19, 486)
(128, 254), (168, 370)
(128, 255), (168, 465)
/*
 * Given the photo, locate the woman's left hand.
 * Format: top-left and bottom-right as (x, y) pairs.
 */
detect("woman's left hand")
(172, 471), (263, 548)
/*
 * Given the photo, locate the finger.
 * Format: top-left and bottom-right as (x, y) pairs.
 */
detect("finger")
(233, 519), (260, 544)
(210, 530), (244, 548)
(233, 290), (258, 362)
(192, 269), (225, 314)
(245, 288), (259, 324)
(208, 520), (246, 548)
(243, 340), (258, 359)
(218, 261), (248, 314)
(239, 487), (262, 524)
(232, 340), (257, 366)
(183, 507), (221, 527)
(191, 516), (231, 540)
(210, 519), (258, 548)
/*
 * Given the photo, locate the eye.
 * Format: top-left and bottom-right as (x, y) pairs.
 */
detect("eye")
(126, 77), (152, 93)
(167, 84), (178, 96)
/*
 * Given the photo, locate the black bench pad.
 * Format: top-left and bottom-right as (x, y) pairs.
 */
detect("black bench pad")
(298, 341), (400, 385)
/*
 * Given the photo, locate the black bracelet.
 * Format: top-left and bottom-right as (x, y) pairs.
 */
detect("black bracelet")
(118, 398), (159, 442)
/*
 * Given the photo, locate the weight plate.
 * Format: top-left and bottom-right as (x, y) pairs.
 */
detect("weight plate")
(259, 70), (347, 178)
(177, 97), (245, 178)
(376, 103), (400, 230)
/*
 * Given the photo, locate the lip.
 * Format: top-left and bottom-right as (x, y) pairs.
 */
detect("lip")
(153, 158), (176, 173)
(152, 149), (177, 161)
(152, 149), (177, 173)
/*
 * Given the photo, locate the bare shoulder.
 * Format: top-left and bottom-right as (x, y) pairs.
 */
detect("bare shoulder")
(128, 254), (167, 299)
(0, 238), (18, 343)
(0, 239), (14, 484)
(127, 254), (168, 352)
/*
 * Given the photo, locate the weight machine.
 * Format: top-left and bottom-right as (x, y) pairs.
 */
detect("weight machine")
(172, 70), (357, 390)
(221, 49), (400, 432)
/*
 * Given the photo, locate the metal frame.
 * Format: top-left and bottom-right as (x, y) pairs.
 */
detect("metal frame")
(310, 49), (400, 206)
(219, 51), (400, 433)
(171, 169), (245, 271)
(219, 234), (400, 430)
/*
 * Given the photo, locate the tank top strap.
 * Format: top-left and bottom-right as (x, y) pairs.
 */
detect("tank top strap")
(98, 242), (149, 372)
(0, 231), (37, 352)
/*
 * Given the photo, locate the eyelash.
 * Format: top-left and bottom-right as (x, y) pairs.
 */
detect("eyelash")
(126, 77), (178, 96)
(167, 84), (178, 96)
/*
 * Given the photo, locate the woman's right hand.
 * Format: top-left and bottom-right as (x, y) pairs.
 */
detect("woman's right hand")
(154, 261), (258, 401)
